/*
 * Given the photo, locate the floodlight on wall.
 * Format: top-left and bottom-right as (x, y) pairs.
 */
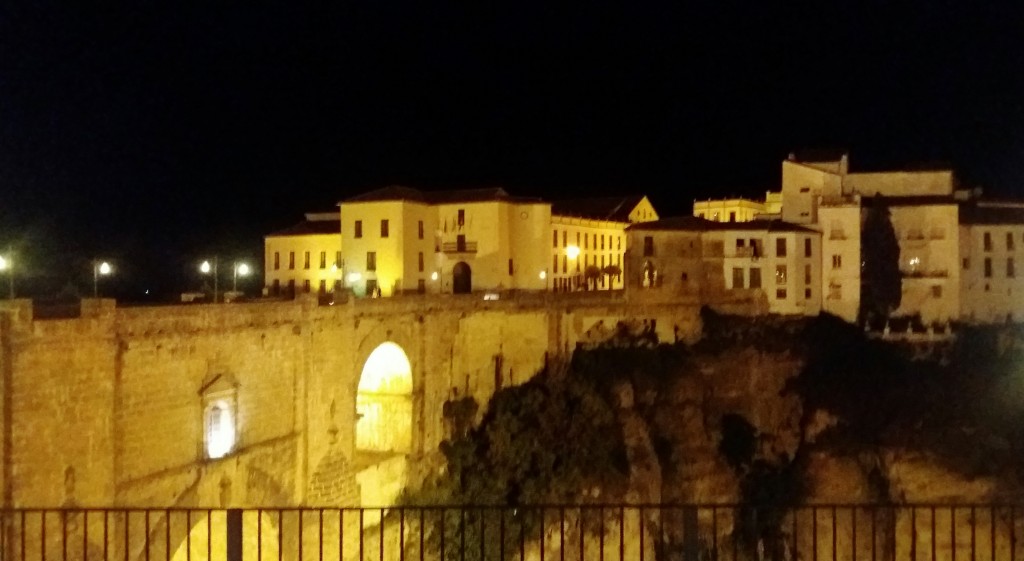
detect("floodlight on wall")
(566, 245), (581, 259)
(347, 272), (362, 283)
(430, 271), (438, 281)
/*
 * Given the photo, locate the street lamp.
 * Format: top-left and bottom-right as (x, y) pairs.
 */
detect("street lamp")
(0, 251), (12, 298)
(93, 261), (113, 297)
(200, 257), (219, 303)
(233, 262), (250, 292)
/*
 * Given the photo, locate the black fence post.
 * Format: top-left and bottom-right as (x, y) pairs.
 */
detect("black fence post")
(226, 509), (242, 561)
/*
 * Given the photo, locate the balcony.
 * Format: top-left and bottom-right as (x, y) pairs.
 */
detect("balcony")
(441, 241), (478, 254)
(731, 246), (762, 259)
(901, 269), (949, 279)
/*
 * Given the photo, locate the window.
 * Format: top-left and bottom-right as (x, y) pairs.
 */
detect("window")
(776, 288), (788, 299)
(508, 259), (514, 276)
(563, 255), (567, 274)
(799, 187), (810, 193)
(775, 265), (787, 284)
(457, 209), (465, 226)
(804, 238), (812, 257)
(1009, 258), (1016, 278)
(336, 251), (342, 269)
(643, 236), (654, 257)
(931, 285), (942, 298)
(729, 212), (736, 222)
(288, 252), (295, 270)
(776, 238), (787, 257)
(303, 251), (310, 269)
(303, 279), (311, 293)
(380, 219), (389, 238)
(355, 220), (363, 238)
(601, 235), (605, 250)
(984, 258), (992, 278)
(732, 267), (744, 289)
(563, 231), (567, 247)
(829, 283), (842, 300)
(203, 388), (237, 461)
(367, 252), (377, 271)
(1009, 232), (1016, 251)
(319, 279), (327, 293)
(319, 251), (327, 269)
(553, 255), (558, 274)
(456, 234), (466, 252)
(984, 232), (992, 251)
(832, 255), (842, 269)
(273, 252), (280, 270)
(584, 234), (588, 250)
(418, 279), (426, 294)
(749, 268), (762, 288)
(804, 288), (812, 299)
(804, 264), (812, 284)
(737, 239), (745, 249)
(365, 279), (378, 296)
(617, 237), (621, 250)
(681, 272), (689, 282)
(418, 220), (424, 239)
(418, 252), (424, 272)
(963, 258), (969, 270)
(553, 230), (558, 248)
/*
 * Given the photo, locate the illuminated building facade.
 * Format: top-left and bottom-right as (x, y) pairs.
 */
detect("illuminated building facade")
(264, 212), (343, 297)
(338, 187), (551, 297)
(626, 217), (822, 316)
(549, 196), (658, 292)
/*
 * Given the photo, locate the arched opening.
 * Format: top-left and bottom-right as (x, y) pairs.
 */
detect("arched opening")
(356, 342), (413, 453)
(452, 261), (472, 294)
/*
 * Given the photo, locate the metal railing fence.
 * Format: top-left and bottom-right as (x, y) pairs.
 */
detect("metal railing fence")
(0, 504), (1021, 561)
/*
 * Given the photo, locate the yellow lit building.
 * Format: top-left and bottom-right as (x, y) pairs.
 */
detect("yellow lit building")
(264, 212), (343, 297)
(549, 196), (658, 291)
(959, 202), (1024, 323)
(339, 187), (551, 297)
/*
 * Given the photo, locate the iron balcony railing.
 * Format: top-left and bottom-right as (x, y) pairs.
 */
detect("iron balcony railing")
(441, 241), (478, 254)
(0, 504), (1022, 561)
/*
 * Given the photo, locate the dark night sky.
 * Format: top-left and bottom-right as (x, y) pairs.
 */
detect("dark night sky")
(1, 1), (1023, 299)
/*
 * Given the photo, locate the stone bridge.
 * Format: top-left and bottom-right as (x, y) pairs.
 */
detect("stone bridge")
(0, 292), (717, 513)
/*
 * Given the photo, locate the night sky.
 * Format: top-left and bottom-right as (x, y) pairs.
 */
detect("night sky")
(2, 2), (1023, 299)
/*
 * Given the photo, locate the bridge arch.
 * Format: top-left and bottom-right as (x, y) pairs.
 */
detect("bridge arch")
(356, 341), (413, 453)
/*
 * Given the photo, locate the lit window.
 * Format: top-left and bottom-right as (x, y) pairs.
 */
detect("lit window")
(775, 265), (787, 284)
(205, 402), (235, 459)
(200, 374), (239, 461)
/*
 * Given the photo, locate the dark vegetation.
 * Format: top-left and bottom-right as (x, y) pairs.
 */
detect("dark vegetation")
(403, 308), (1024, 558)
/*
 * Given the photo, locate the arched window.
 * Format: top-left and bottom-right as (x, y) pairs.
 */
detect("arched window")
(199, 374), (239, 460)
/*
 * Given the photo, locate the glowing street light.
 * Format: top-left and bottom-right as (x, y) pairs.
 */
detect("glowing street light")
(93, 260), (113, 297)
(200, 257), (219, 303)
(233, 262), (250, 292)
(566, 244), (581, 259)
(0, 250), (12, 298)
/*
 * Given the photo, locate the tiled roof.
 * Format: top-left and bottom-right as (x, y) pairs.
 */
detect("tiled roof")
(344, 186), (542, 204)
(551, 196), (646, 222)
(627, 216), (816, 233)
(267, 218), (341, 237)
(960, 204), (1024, 225)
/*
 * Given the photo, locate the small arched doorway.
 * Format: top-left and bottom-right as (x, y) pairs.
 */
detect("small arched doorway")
(356, 342), (413, 453)
(453, 261), (472, 294)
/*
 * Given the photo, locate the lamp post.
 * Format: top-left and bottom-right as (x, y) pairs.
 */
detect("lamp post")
(93, 260), (112, 297)
(200, 257), (219, 303)
(539, 269), (548, 291)
(232, 262), (250, 292)
(0, 250), (12, 298)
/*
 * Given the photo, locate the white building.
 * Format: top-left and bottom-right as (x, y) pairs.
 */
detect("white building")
(959, 202), (1024, 323)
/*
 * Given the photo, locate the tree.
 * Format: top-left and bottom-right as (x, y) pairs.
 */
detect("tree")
(860, 194), (902, 325)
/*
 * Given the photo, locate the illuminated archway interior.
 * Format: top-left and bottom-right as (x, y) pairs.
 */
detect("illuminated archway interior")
(356, 342), (413, 453)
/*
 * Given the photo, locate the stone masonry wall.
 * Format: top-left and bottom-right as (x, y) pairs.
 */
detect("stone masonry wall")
(0, 293), (706, 511)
